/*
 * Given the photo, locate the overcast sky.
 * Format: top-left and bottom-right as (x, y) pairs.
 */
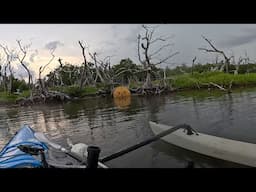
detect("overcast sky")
(1, 24), (256, 79)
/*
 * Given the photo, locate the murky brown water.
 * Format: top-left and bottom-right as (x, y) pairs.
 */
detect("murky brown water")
(1, 88), (256, 167)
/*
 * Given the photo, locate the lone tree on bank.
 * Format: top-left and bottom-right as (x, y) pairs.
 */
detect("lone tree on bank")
(199, 35), (233, 73)
(137, 25), (179, 89)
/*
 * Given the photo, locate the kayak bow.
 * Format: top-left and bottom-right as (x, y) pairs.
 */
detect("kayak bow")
(0, 125), (48, 168)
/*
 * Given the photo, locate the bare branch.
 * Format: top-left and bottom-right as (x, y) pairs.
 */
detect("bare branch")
(16, 40), (27, 63)
(41, 51), (55, 74)
(78, 40), (87, 64)
(199, 35), (232, 73)
(103, 55), (115, 63)
(148, 27), (156, 41)
(199, 35), (230, 60)
(16, 40), (33, 87)
(137, 34), (143, 64)
(154, 51), (179, 65)
(200, 35), (220, 52)
(192, 56), (197, 63)
(151, 35), (174, 44)
(151, 37), (165, 44)
(198, 48), (218, 53)
(149, 43), (173, 58)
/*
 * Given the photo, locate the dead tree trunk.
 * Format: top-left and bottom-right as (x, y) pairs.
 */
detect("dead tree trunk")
(38, 50), (55, 95)
(0, 44), (15, 93)
(8, 64), (13, 93)
(17, 40), (33, 90)
(3, 65), (7, 92)
(89, 52), (105, 84)
(78, 41), (94, 89)
(57, 58), (64, 87)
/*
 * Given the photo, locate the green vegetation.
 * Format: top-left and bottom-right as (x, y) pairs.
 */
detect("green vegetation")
(0, 90), (30, 103)
(171, 72), (256, 90)
(50, 85), (98, 97)
(2, 57), (256, 104)
(62, 86), (98, 97)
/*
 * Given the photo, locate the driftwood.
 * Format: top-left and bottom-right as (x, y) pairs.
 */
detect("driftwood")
(199, 81), (232, 93)
(130, 86), (173, 96)
(209, 82), (227, 91)
(16, 90), (71, 106)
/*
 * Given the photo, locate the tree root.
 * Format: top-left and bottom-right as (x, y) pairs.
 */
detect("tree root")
(16, 91), (71, 106)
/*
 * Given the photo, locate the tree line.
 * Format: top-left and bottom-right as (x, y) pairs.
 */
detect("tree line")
(0, 25), (255, 101)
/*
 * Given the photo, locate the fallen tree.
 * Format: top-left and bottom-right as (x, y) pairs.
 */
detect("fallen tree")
(16, 90), (71, 106)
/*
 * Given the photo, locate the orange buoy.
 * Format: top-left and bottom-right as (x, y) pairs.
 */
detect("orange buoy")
(113, 86), (131, 99)
(114, 96), (131, 109)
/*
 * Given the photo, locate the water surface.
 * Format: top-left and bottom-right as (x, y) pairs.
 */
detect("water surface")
(1, 88), (256, 168)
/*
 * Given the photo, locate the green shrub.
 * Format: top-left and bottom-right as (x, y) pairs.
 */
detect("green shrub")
(62, 86), (98, 97)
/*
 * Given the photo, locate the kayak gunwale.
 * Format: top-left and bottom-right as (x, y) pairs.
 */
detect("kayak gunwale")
(149, 121), (256, 167)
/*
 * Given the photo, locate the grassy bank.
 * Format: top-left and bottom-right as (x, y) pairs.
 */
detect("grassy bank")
(0, 90), (30, 103)
(0, 86), (99, 104)
(1, 72), (256, 104)
(171, 72), (256, 90)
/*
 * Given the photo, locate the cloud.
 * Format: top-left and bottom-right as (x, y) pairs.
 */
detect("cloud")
(218, 28), (256, 48)
(45, 41), (64, 51)
(102, 40), (116, 47)
(29, 49), (38, 63)
(110, 24), (142, 44)
(123, 25), (142, 43)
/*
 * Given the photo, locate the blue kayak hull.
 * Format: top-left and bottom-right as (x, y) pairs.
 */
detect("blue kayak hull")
(0, 125), (48, 168)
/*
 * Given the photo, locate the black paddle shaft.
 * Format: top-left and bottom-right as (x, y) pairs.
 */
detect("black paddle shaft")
(100, 123), (192, 163)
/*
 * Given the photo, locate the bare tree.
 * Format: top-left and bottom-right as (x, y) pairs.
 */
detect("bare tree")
(234, 56), (244, 75)
(0, 44), (15, 93)
(16, 40), (33, 89)
(101, 56), (115, 84)
(57, 58), (64, 86)
(38, 50), (55, 94)
(89, 52), (105, 84)
(78, 40), (94, 89)
(199, 35), (233, 73)
(137, 25), (179, 89)
(234, 52), (250, 75)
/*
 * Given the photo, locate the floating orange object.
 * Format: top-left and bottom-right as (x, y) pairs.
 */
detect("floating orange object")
(114, 96), (131, 109)
(113, 86), (131, 99)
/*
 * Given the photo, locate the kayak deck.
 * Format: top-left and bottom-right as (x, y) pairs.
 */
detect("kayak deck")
(0, 125), (48, 168)
(149, 121), (256, 167)
(0, 125), (84, 168)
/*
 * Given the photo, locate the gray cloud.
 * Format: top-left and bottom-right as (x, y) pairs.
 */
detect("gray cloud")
(110, 24), (142, 44)
(102, 40), (116, 47)
(29, 49), (38, 62)
(218, 28), (256, 48)
(122, 25), (143, 44)
(45, 41), (64, 51)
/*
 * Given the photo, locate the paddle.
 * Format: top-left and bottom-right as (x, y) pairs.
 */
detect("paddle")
(34, 132), (108, 168)
(100, 123), (193, 163)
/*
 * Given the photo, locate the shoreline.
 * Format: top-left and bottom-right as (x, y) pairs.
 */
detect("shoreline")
(1, 85), (256, 107)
